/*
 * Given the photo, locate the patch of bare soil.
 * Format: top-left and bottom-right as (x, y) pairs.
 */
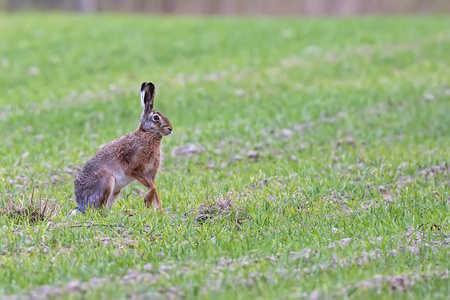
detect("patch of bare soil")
(4, 173), (31, 190)
(395, 176), (415, 187)
(261, 111), (347, 143)
(4, 267), (184, 300)
(418, 163), (449, 177)
(0, 192), (57, 224)
(383, 228), (449, 257)
(337, 270), (450, 296)
(363, 103), (387, 116)
(95, 237), (139, 249)
(208, 249), (387, 295)
(214, 247), (383, 280)
(293, 122), (312, 133)
(403, 227), (449, 249)
(296, 249), (384, 278)
(325, 191), (354, 215)
(3, 277), (106, 300)
(336, 136), (356, 147)
(375, 185), (396, 205)
(249, 175), (292, 191)
(65, 164), (81, 177)
(5, 165), (77, 191)
(246, 150), (259, 161)
(328, 238), (352, 249)
(171, 143), (205, 157)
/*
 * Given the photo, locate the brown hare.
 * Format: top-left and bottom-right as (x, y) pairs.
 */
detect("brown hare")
(73, 82), (173, 214)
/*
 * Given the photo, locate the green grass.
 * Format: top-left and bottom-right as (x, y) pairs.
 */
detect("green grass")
(1, 13), (450, 299)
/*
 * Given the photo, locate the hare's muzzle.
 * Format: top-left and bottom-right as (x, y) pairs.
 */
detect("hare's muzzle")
(162, 127), (173, 136)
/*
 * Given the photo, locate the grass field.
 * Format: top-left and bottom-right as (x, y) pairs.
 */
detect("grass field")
(1, 13), (450, 299)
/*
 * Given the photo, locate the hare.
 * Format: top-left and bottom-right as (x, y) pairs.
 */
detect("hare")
(73, 82), (173, 214)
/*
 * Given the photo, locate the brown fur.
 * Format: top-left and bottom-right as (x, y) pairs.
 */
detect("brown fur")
(73, 82), (173, 213)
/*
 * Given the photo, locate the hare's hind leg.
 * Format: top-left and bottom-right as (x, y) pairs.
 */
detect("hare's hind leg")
(75, 176), (115, 212)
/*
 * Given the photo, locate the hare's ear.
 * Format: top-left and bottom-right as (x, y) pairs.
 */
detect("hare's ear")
(140, 82), (155, 112)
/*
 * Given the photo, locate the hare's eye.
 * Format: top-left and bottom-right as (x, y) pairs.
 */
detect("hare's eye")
(152, 115), (160, 122)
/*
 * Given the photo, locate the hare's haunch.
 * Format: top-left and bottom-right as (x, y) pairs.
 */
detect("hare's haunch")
(73, 82), (173, 214)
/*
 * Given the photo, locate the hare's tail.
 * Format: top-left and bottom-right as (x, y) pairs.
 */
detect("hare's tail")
(69, 206), (84, 216)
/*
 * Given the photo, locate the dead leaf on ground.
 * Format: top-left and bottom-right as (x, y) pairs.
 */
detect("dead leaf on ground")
(396, 176), (415, 187)
(235, 89), (246, 97)
(418, 163), (449, 177)
(293, 122), (312, 133)
(338, 270), (450, 296)
(246, 150), (259, 161)
(232, 155), (242, 161)
(3, 267), (178, 300)
(281, 128), (294, 139)
(336, 136), (356, 147)
(28, 66), (40, 76)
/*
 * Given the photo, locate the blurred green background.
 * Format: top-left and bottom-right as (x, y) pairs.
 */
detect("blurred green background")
(1, 0), (450, 15)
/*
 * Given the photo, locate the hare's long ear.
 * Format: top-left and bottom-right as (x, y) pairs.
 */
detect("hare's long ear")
(140, 82), (155, 113)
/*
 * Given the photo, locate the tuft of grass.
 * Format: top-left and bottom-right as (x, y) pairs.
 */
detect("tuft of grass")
(0, 191), (58, 224)
(195, 195), (247, 225)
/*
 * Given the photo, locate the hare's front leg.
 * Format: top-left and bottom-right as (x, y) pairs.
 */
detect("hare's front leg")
(106, 190), (121, 209)
(133, 174), (163, 213)
(144, 186), (162, 212)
